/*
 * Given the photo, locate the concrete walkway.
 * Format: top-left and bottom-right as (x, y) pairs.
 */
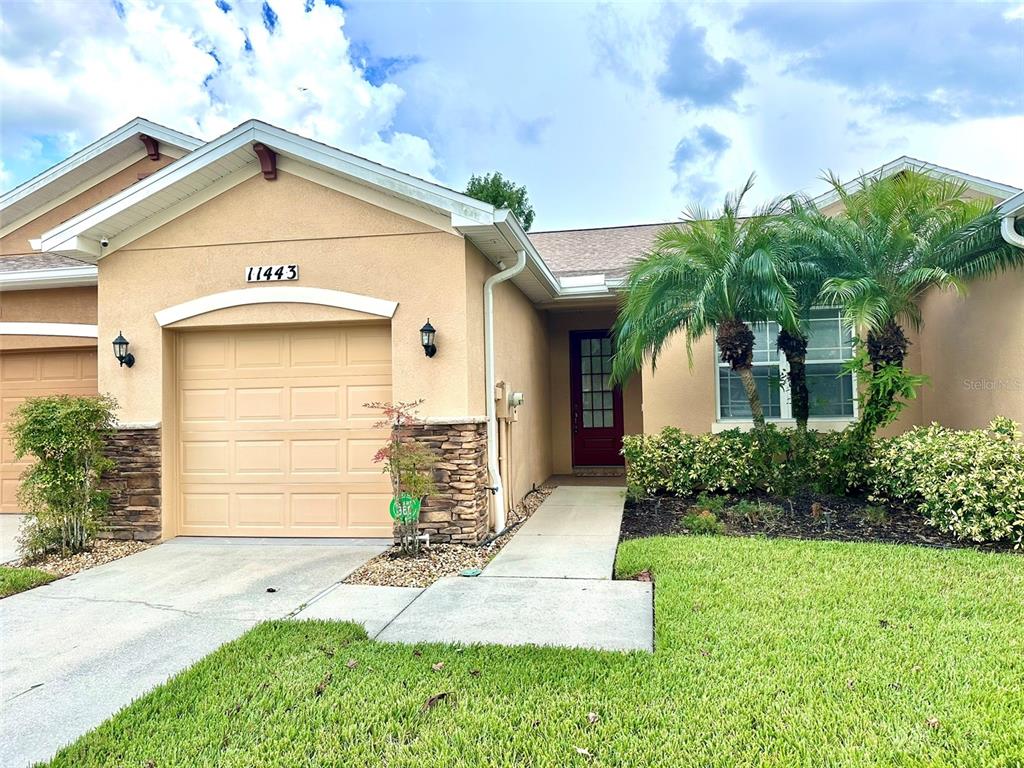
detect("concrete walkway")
(1, 537), (386, 768)
(483, 486), (624, 579)
(302, 485), (654, 653)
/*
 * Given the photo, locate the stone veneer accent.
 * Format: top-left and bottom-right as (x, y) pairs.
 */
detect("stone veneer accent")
(100, 425), (162, 541)
(401, 419), (489, 545)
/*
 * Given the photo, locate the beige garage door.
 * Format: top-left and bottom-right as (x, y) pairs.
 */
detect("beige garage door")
(176, 325), (393, 537)
(1, 348), (99, 514)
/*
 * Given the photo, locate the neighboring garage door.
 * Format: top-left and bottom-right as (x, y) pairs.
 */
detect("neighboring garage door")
(176, 325), (393, 537)
(1, 348), (99, 514)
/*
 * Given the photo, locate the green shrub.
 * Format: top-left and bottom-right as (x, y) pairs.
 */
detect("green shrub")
(870, 419), (1024, 546)
(860, 505), (889, 525)
(727, 499), (785, 526)
(692, 492), (728, 515)
(623, 426), (847, 497)
(680, 510), (725, 536)
(8, 395), (117, 558)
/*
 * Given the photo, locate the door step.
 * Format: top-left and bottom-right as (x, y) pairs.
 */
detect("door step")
(572, 466), (625, 478)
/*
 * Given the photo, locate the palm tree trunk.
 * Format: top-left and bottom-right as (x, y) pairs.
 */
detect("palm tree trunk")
(866, 320), (908, 371)
(856, 320), (910, 439)
(717, 319), (766, 431)
(735, 365), (766, 430)
(778, 329), (809, 433)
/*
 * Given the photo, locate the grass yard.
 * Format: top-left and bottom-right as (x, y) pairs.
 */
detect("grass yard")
(0, 565), (55, 598)
(44, 536), (1023, 767)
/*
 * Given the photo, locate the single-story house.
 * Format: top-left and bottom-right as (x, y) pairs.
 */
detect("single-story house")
(2, 118), (1022, 543)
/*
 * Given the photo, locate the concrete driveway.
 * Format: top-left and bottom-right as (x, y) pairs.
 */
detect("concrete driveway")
(0, 536), (386, 767)
(1, 515), (25, 564)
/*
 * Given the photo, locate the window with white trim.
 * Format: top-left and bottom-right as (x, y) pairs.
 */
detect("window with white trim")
(717, 308), (856, 421)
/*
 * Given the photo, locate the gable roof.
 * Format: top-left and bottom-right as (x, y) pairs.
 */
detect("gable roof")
(0, 118), (203, 234)
(810, 155), (1020, 209)
(37, 118), (563, 302)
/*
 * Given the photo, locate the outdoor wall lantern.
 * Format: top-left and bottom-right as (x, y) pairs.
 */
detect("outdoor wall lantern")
(420, 319), (437, 358)
(112, 331), (135, 368)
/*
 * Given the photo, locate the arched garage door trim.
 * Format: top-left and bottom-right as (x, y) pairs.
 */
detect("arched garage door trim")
(154, 287), (399, 327)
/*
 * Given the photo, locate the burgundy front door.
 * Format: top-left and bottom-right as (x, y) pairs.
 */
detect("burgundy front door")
(570, 330), (625, 466)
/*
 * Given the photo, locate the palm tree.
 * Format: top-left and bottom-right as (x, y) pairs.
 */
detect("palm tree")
(786, 169), (1021, 433)
(611, 176), (800, 430)
(773, 200), (835, 434)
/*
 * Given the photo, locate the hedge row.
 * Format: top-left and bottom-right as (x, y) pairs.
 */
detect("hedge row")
(623, 418), (1024, 546)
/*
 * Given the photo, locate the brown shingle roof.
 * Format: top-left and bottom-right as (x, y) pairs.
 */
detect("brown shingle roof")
(0, 254), (92, 273)
(528, 222), (673, 279)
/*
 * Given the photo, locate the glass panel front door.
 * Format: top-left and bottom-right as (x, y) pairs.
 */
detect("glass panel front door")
(570, 330), (625, 466)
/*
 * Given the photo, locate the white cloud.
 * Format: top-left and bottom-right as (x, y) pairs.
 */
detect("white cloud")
(0, 0), (436, 187)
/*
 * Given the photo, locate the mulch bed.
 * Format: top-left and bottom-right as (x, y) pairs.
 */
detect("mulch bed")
(344, 485), (554, 588)
(14, 538), (152, 578)
(622, 490), (1020, 554)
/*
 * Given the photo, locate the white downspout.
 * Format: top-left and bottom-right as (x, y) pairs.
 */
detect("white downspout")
(1001, 215), (1024, 249)
(484, 248), (527, 534)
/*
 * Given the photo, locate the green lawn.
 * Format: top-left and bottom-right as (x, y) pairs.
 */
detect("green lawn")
(44, 536), (1024, 768)
(0, 565), (54, 598)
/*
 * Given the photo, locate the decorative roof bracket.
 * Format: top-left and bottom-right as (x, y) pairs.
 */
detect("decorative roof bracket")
(253, 143), (277, 180)
(139, 134), (160, 161)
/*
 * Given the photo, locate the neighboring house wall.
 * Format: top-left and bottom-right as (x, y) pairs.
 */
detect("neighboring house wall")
(0, 286), (97, 351)
(548, 307), (643, 473)
(918, 270), (1024, 428)
(0, 156), (173, 256)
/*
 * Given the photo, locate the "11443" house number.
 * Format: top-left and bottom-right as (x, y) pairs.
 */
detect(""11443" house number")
(246, 264), (299, 282)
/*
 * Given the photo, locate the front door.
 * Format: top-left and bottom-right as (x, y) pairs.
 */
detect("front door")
(570, 330), (625, 466)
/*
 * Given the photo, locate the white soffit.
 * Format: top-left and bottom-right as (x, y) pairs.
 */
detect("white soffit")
(154, 287), (399, 327)
(0, 118), (202, 233)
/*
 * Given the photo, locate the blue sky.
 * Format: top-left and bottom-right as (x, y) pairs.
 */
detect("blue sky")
(1, 1), (1022, 230)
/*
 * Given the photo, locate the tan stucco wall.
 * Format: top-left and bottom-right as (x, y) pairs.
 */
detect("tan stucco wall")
(464, 243), (552, 506)
(548, 307), (644, 474)
(639, 332), (717, 435)
(97, 171), (472, 423)
(1, 156), (174, 256)
(917, 271), (1024, 428)
(0, 286), (98, 351)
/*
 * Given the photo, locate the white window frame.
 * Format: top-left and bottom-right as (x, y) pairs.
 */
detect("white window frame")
(714, 310), (858, 429)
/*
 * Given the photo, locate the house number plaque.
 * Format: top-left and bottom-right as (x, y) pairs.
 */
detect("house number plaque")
(246, 264), (299, 282)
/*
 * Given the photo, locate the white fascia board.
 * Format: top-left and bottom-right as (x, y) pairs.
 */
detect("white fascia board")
(999, 190), (1024, 216)
(40, 119), (502, 259)
(253, 122), (496, 224)
(39, 125), (258, 257)
(493, 210), (561, 297)
(155, 286), (399, 327)
(0, 118), (202, 212)
(103, 167), (260, 255)
(560, 274), (608, 288)
(0, 265), (98, 290)
(811, 155), (1021, 208)
(0, 150), (148, 238)
(45, 235), (102, 260)
(0, 321), (97, 338)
